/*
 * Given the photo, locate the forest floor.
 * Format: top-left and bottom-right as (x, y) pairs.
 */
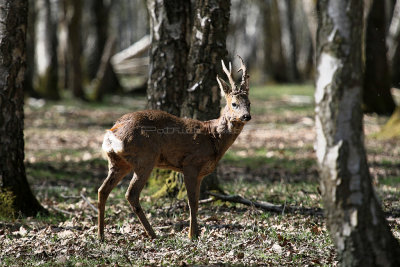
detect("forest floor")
(1, 85), (400, 266)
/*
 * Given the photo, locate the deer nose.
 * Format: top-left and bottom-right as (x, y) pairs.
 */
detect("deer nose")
(241, 114), (251, 121)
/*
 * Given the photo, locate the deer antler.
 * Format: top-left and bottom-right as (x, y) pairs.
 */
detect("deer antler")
(221, 60), (236, 91)
(237, 55), (249, 93)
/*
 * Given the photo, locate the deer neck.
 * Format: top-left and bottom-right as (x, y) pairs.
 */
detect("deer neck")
(206, 106), (245, 159)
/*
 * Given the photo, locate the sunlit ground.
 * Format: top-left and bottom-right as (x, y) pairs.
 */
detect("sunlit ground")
(1, 85), (399, 266)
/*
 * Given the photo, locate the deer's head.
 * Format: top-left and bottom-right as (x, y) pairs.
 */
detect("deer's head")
(217, 55), (251, 123)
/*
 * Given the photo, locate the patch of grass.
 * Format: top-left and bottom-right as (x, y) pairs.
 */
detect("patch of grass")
(7, 83), (398, 266)
(251, 84), (315, 101)
(247, 84), (315, 117)
(222, 148), (315, 173)
(380, 176), (400, 186)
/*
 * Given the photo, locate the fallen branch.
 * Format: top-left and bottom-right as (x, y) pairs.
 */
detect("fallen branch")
(111, 35), (150, 65)
(80, 193), (99, 214)
(207, 192), (323, 216)
(199, 197), (214, 204)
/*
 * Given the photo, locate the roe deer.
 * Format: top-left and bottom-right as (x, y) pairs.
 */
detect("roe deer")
(98, 56), (251, 241)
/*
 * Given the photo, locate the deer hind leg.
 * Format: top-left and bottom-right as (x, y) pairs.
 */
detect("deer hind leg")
(125, 164), (157, 238)
(98, 153), (132, 241)
(183, 167), (202, 239)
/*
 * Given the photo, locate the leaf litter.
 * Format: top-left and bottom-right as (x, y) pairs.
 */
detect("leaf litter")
(1, 90), (399, 266)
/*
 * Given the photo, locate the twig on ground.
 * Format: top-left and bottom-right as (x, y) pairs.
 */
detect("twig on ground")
(80, 193), (99, 214)
(155, 225), (173, 230)
(123, 252), (133, 267)
(206, 191), (323, 216)
(199, 197), (214, 204)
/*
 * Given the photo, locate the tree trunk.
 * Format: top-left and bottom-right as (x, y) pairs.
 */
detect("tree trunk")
(147, 0), (230, 198)
(302, 0), (317, 52)
(34, 0), (59, 100)
(182, 0), (229, 120)
(92, 36), (122, 101)
(0, 0), (46, 217)
(146, 0), (190, 116)
(277, 0), (299, 82)
(67, 0), (85, 100)
(315, 0), (400, 265)
(363, 0), (396, 115)
(24, 0), (37, 97)
(146, 0), (191, 199)
(387, 0), (400, 87)
(182, 0), (230, 197)
(387, 0), (400, 63)
(262, 0), (287, 82)
(87, 0), (109, 80)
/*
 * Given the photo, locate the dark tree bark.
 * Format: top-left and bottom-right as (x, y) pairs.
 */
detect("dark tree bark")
(181, 0), (230, 197)
(315, 0), (400, 265)
(146, 0), (190, 116)
(147, 0), (230, 197)
(363, 0), (396, 115)
(87, 0), (110, 80)
(24, 0), (37, 97)
(0, 0), (46, 217)
(182, 0), (229, 120)
(277, 0), (299, 82)
(262, 0), (287, 82)
(34, 0), (59, 100)
(67, 0), (85, 100)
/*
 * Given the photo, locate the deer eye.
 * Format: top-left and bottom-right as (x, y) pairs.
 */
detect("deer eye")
(232, 102), (238, 108)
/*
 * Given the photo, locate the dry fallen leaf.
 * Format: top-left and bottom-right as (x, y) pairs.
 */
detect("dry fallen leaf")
(272, 243), (283, 254)
(311, 226), (322, 235)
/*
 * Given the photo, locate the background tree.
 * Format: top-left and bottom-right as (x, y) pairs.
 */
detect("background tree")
(33, 0), (59, 100)
(277, 0), (299, 82)
(86, 0), (110, 80)
(363, 0), (396, 115)
(23, 0), (37, 97)
(387, 0), (400, 87)
(0, 0), (45, 216)
(315, 0), (400, 265)
(66, 0), (85, 100)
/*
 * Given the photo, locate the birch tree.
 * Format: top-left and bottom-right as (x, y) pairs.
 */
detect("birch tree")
(315, 0), (400, 265)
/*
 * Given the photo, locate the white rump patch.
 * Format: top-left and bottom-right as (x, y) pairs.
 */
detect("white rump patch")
(102, 130), (124, 153)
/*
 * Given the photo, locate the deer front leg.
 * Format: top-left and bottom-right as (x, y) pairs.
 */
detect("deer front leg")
(183, 168), (202, 239)
(98, 155), (132, 241)
(126, 166), (157, 238)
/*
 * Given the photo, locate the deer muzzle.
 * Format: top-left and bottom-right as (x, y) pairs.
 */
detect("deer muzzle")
(240, 114), (251, 122)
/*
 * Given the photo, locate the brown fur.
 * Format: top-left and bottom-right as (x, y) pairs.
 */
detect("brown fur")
(98, 57), (251, 241)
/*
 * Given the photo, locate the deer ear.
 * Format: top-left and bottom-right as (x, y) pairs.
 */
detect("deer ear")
(216, 75), (231, 96)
